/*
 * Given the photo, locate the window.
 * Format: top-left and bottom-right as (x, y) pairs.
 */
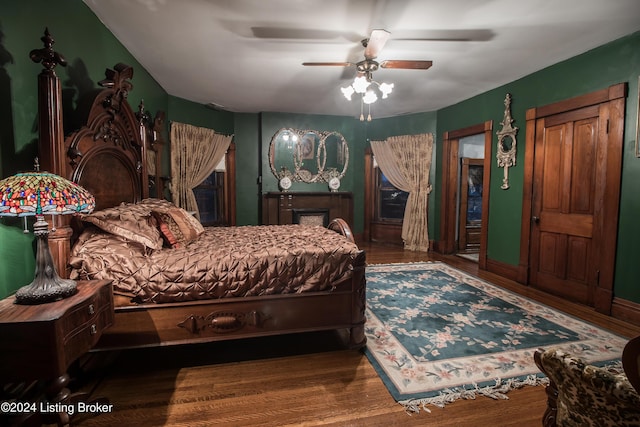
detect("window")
(193, 171), (225, 226)
(376, 169), (408, 221)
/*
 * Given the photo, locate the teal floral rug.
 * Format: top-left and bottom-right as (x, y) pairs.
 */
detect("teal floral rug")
(364, 262), (627, 413)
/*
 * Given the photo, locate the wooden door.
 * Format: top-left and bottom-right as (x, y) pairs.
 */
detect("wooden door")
(523, 84), (625, 311)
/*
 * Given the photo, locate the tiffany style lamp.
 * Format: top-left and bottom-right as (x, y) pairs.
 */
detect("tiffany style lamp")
(0, 163), (95, 304)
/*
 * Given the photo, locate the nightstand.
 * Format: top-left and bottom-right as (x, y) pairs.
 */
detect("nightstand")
(0, 280), (113, 426)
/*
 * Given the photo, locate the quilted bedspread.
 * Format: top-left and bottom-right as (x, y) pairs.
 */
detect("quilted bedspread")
(69, 224), (361, 303)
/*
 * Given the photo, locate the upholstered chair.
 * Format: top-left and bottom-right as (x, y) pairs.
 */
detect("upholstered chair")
(534, 341), (640, 427)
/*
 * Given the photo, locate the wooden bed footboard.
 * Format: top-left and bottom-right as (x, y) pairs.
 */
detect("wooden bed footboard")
(94, 250), (366, 351)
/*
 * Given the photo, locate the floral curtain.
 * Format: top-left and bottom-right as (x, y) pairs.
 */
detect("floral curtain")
(370, 133), (434, 251)
(170, 122), (233, 220)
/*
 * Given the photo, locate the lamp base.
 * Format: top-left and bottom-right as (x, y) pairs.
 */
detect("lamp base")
(14, 214), (78, 305)
(15, 277), (77, 305)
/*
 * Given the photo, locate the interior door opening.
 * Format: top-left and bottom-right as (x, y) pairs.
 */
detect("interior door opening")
(458, 157), (484, 259)
(439, 121), (492, 269)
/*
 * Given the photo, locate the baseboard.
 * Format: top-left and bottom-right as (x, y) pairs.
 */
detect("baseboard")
(612, 297), (640, 326)
(485, 257), (519, 281)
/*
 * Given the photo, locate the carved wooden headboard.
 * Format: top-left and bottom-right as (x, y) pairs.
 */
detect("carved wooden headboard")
(31, 30), (161, 277)
(63, 63), (149, 210)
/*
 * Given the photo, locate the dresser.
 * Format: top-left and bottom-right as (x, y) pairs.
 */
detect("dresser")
(262, 192), (353, 228)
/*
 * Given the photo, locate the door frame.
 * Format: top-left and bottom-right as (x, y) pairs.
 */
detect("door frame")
(439, 121), (492, 269)
(518, 83), (626, 313)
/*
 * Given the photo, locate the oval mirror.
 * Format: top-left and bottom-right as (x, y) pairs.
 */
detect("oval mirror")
(269, 128), (299, 180)
(294, 131), (321, 182)
(321, 131), (349, 181)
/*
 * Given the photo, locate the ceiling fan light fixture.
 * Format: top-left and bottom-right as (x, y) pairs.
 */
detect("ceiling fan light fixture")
(379, 82), (394, 98)
(341, 85), (355, 100)
(363, 89), (378, 104)
(352, 75), (370, 93)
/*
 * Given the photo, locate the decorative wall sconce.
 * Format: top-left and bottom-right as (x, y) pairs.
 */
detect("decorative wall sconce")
(496, 93), (518, 190)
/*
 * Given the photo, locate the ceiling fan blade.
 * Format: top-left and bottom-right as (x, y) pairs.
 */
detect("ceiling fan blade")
(251, 27), (361, 42)
(364, 29), (390, 59)
(392, 29), (494, 42)
(380, 60), (433, 70)
(302, 62), (354, 67)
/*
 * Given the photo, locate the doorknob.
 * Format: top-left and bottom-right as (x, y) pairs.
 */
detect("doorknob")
(532, 216), (540, 223)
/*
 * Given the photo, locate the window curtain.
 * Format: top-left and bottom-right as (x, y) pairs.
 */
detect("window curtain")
(370, 133), (434, 251)
(170, 122), (232, 220)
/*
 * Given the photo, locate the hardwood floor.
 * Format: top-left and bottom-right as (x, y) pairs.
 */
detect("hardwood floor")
(70, 243), (640, 427)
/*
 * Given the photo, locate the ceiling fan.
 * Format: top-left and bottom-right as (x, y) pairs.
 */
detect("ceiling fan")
(302, 29), (433, 75)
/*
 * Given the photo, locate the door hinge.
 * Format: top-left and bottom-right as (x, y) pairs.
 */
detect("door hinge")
(596, 269), (600, 286)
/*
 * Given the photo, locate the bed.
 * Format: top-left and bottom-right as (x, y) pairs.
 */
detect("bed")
(34, 38), (366, 351)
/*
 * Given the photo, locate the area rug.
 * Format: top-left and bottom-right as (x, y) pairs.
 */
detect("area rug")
(364, 262), (627, 413)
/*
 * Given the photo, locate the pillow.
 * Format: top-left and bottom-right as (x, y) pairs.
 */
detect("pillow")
(151, 207), (204, 247)
(81, 204), (163, 250)
(137, 198), (177, 211)
(152, 211), (184, 248)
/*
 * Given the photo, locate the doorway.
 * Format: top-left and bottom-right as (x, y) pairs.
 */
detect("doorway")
(519, 83), (625, 313)
(440, 121), (492, 269)
(458, 157), (484, 256)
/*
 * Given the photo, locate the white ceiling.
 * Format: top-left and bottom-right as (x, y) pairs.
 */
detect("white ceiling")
(83, 0), (640, 119)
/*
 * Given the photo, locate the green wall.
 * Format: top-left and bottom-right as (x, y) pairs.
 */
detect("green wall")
(234, 113), (261, 225)
(167, 96), (234, 134)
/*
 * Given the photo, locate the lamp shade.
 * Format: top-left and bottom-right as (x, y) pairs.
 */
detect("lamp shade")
(0, 170), (95, 304)
(0, 171), (95, 217)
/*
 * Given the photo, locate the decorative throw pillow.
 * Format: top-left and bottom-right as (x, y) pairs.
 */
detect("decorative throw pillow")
(151, 207), (204, 246)
(137, 198), (176, 211)
(152, 211), (184, 248)
(81, 204), (163, 250)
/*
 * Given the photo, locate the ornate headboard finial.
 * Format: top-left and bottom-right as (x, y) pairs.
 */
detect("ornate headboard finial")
(93, 63), (136, 146)
(98, 63), (134, 115)
(29, 28), (67, 72)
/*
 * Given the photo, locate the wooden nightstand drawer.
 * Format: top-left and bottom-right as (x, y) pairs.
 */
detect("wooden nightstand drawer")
(62, 285), (110, 331)
(0, 280), (114, 382)
(63, 298), (113, 365)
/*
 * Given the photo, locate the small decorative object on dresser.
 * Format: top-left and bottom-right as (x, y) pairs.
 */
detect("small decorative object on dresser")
(328, 176), (341, 191)
(0, 280), (114, 426)
(279, 175), (292, 191)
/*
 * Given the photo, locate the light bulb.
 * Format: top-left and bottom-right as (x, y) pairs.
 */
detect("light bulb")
(363, 89), (378, 104)
(341, 85), (354, 100)
(352, 76), (370, 94)
(379, 82), (394, 98)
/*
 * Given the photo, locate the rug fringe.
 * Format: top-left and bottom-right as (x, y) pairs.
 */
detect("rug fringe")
(398, 375), (549, 414)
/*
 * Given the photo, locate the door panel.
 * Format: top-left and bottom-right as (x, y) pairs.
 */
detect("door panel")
(530, 108), (600, 305)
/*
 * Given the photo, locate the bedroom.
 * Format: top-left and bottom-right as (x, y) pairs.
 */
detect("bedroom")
(0, 0), (639, 425)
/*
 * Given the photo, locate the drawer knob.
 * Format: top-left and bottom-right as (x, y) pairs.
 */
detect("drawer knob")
(90, 324), (97, 335)
(88, 304), (95, 315)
